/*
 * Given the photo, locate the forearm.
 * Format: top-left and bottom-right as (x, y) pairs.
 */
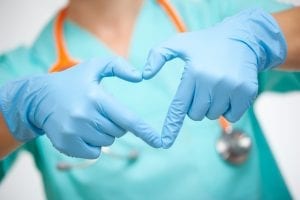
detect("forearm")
(0, 113), (21, 159)
(273, 7), (300, 70)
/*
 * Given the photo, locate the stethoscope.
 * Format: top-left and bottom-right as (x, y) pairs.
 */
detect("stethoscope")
(51, 0), (252, 170)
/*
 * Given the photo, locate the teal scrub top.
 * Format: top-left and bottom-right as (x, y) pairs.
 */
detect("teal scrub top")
(1, 0), (299, 199)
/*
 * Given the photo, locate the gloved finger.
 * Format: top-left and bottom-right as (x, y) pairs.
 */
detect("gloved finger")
(187, 78), (211, 121)
(64, 116), (116, 147)
(162, 70), (195, 148)
(143, 35), (185, 80)
(206, 81), (230, 120)
(52, 136), (101, 159)
(100, 94), (162, 148)
(73, 141), (101, 159)
(82, 129), (115, 147)
(96, 115), (126, 138)
(223, 82), (258, 122)
(99, 57), (142, 82)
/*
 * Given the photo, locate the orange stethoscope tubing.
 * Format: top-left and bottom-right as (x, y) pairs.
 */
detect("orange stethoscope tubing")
(49, 0), (231, 133)
(49, 8), (77, 73)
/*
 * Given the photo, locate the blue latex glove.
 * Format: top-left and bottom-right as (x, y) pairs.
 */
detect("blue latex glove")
(0, 57), (162, 158)
(143, 8), (287, 148)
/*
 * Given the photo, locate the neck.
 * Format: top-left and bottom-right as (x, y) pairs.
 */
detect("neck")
(67, 0), (144, 56)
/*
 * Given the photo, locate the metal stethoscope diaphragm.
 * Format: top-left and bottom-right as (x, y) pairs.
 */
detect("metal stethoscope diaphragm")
(216, 126), (252, 165)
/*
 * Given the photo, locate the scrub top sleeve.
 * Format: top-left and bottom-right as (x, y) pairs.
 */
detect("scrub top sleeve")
(0, 150), (20, 182)
(0, 47), (46, 86)
(0, 143), (37, 182)
(258, 71), (300, 94)
(0, 53), (20, 86)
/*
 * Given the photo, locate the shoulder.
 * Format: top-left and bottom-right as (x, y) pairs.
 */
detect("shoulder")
(0, 18), (56, 86)
(0, 47), (30, 86)
(0, 47), (47, 86)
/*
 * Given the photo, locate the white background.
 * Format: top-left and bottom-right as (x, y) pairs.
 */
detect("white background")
(0, 0), (299, 199)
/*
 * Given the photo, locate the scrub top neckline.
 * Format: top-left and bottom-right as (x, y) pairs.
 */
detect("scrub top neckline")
(63, 0), (152, 64)
(31, 0), (177, 71)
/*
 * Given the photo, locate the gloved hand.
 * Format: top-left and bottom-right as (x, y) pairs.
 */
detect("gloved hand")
(0, 57), (162, 158)
(143, 8), (287, 148)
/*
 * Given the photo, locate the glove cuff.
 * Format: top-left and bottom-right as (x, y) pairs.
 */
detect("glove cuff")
(223, 8), (287, 71)
(0, 78), (44, 142)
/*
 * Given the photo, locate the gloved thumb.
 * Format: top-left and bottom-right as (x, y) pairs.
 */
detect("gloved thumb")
(99, 57), (142, 82)
(143, 36), (183, 80)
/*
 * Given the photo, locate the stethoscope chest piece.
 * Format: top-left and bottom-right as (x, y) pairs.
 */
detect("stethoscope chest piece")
(216, 129), (252, 165)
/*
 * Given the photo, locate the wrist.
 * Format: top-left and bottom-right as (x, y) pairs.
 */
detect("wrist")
(221, 8), (287, 71)
(0, 78), (44, 142)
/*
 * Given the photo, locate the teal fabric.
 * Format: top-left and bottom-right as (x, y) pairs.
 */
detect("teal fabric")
(258, 70), (300, 93)
(0, 0), (297, 199)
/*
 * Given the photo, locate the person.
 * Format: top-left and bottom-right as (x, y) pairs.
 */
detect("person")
(0, 0), (299, 199)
